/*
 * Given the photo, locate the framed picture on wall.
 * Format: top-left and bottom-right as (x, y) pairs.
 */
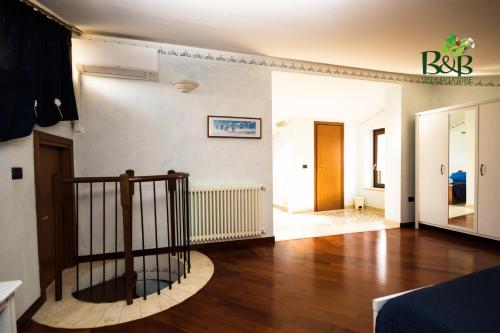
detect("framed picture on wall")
(207, 116), (262, 139)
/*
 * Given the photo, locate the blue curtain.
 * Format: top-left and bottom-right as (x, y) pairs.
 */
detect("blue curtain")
(0, 0), (78, 142)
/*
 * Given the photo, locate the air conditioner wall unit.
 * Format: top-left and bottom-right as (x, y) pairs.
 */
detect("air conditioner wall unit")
(73, 38), (159, 81)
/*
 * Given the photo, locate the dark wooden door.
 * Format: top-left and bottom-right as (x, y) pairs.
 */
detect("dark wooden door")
(34, 131), (75, 296)
(315, 122), (344, 211)
(37, 145), (62, 291)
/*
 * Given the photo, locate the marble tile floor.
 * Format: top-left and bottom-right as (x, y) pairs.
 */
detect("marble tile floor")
(274, 207), (400, 241)
(32, 251), (214, 329)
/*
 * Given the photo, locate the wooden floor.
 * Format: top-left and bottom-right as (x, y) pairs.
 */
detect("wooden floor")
(20, 226), (500, 333)
(448, 213), (475, 229)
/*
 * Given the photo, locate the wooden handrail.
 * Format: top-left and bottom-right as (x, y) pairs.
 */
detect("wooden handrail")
(129, 173), (189, 182)
(60, 172), (189, 184)
(61, 176), (120, 183)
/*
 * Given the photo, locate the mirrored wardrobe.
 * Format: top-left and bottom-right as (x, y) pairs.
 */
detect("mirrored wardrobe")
(447, 109), (475, 231)
(416, 98), (500, 240)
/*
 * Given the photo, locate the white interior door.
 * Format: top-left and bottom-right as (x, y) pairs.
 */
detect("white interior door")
(478, 101), (500, 238)
(417, 112), (448, 226)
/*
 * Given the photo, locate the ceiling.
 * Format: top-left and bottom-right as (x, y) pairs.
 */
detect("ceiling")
(36, 0), (500, 75)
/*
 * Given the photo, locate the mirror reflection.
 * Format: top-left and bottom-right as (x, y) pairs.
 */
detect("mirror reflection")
(448, 109), (475, 230)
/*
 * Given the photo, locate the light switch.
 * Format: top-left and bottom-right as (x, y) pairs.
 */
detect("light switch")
(12, 167), (23, 180)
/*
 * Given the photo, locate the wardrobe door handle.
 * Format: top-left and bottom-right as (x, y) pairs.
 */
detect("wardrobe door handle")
(480, 164), (485, 176)
(440, 164), (444, 175)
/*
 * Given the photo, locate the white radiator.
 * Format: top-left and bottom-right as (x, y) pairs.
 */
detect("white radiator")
(189, 185), (263, 243)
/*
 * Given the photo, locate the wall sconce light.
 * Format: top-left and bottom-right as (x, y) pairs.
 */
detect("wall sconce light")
(170, 80), (199, 93)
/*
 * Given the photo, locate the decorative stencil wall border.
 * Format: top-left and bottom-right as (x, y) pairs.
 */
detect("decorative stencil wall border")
(82, 35), (500, 87)
(158, 48), (500, 87)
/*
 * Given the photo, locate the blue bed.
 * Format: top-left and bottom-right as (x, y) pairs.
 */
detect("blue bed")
(449, 171), (467, 204)
(375, 265), (500, 333)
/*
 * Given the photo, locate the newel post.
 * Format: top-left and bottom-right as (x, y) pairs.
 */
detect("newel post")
(167, 170), (177, 255)
(52, 174), (64, 301)
(120, 170), (134, 305)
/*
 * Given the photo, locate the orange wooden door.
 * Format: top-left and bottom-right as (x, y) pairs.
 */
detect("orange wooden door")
(315, 122), (344, 211)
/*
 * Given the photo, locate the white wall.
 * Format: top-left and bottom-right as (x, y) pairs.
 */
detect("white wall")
(272, 72), (401, 218)
(354, 86), (402, 217)
(272, 126), (288, 209)
(74, 53), (274, 242)
(358, 110), (387, 210)
(0, 123), (73, 318)
(273, 116), (359, 213)
(400, 84), (437, 223)
(384, 86), (403, 221)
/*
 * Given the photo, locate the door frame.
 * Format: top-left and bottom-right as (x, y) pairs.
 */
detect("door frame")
(33, 130), (75, 298)
(314, 121), (344, 211)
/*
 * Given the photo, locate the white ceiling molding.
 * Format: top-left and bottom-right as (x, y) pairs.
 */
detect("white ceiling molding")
(79, 35), (500, 88)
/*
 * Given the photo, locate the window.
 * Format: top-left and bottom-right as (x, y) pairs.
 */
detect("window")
(373, 128), (385, 188)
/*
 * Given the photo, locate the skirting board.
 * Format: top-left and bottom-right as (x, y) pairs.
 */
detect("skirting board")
(191, 236), (275, 251)
(16, 295), (45, 328)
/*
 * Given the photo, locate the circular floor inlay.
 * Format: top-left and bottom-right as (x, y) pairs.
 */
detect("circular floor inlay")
(32, 251), (213, 328)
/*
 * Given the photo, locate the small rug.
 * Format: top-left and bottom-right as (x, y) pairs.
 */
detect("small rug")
(449, 205), (474, 219)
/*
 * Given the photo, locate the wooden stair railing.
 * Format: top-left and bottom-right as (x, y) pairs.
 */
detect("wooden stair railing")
(52, 170), (191, 305)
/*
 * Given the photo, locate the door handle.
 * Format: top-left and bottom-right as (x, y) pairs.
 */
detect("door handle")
(41, 215), (49, 221)
(480, 164), (485, 176)
(440, 164), (444, 175)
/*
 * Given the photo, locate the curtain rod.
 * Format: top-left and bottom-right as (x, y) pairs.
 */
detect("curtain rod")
(19, 0), (83, 35)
